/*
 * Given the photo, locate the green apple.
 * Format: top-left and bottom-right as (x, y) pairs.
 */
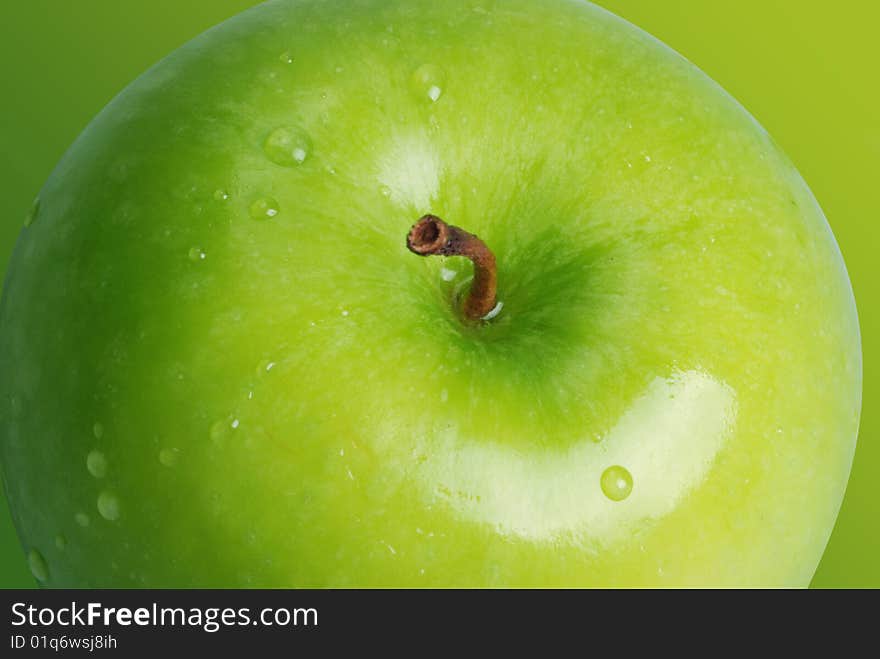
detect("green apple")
(0, 0), (861, 587)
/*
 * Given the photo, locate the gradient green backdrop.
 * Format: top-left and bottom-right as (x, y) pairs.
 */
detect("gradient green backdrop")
(0, 0), (876, 588)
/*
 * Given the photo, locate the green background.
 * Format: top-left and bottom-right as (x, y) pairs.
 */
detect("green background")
(0, 0), (876, 588)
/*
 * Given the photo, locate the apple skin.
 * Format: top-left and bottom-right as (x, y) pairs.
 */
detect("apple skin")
(0, 0), (861, 587)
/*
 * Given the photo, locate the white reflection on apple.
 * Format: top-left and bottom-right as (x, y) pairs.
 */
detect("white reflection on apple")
(376, 132), (440, 209)
(419, 370), (737, 545)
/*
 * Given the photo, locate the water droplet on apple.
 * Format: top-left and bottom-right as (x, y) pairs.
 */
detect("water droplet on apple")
(55, 534), (67, 550)
(159, 447), (180, 467)
(249, 197), (280, 220)
(600, 465), (633, 501)
(379, 185), (392, 198)
(27, 549), (49, 583)
(279, 51), (293, 64)
(24, 196), (40, 228)
(213, 189), (229, 201)
(410, 64), (445, 103)
(440, 267), (457, 281)
(86, 450), (108, 478)
(97, 491), (121, 521)
(210, 419), (229, 443)
(188, 246), (206, 262)
(93, 422), (104, 439)
(440, 389), (448, 403)
(75, 512), (90, 527)
(481, 301), (504, 321)
(263, 126), (311, 167)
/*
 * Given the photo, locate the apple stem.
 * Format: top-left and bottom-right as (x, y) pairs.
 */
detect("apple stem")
(406, 215), (497, 320)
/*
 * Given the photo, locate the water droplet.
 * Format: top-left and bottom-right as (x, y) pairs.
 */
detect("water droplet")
(75, 512), (90, 527)
(159, 447), (179, 467)
(279, 51), (293, 64)
(97, 491), (121, 521)
(55, 534), (67, 550)
(341, 309), (349, 317)
(481, 301), (504, 321)
(93, 422), (104, 439)
(24, 197), (40, 228)
(263, 126), (311, 167)
(440, 267), (457, 281)
(27, 549), (48, 582)
(440, 389), (448, 403)
(210, 419), (229, 443)
(188, 246), (206, 262)
(410, 64), (445, 102)
(213, 189), (229, 201)
(600, 465), (633, 501)
(249, 197), (280, 220)
(379, 185), (392, 198)
(86, 450), (108, 478)
(231, 418), (240, 429)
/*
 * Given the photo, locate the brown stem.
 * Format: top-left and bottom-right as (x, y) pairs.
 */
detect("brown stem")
(406, 214), (498, 320)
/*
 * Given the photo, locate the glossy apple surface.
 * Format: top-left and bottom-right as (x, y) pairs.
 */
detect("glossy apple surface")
(0, 0), (861, 586)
